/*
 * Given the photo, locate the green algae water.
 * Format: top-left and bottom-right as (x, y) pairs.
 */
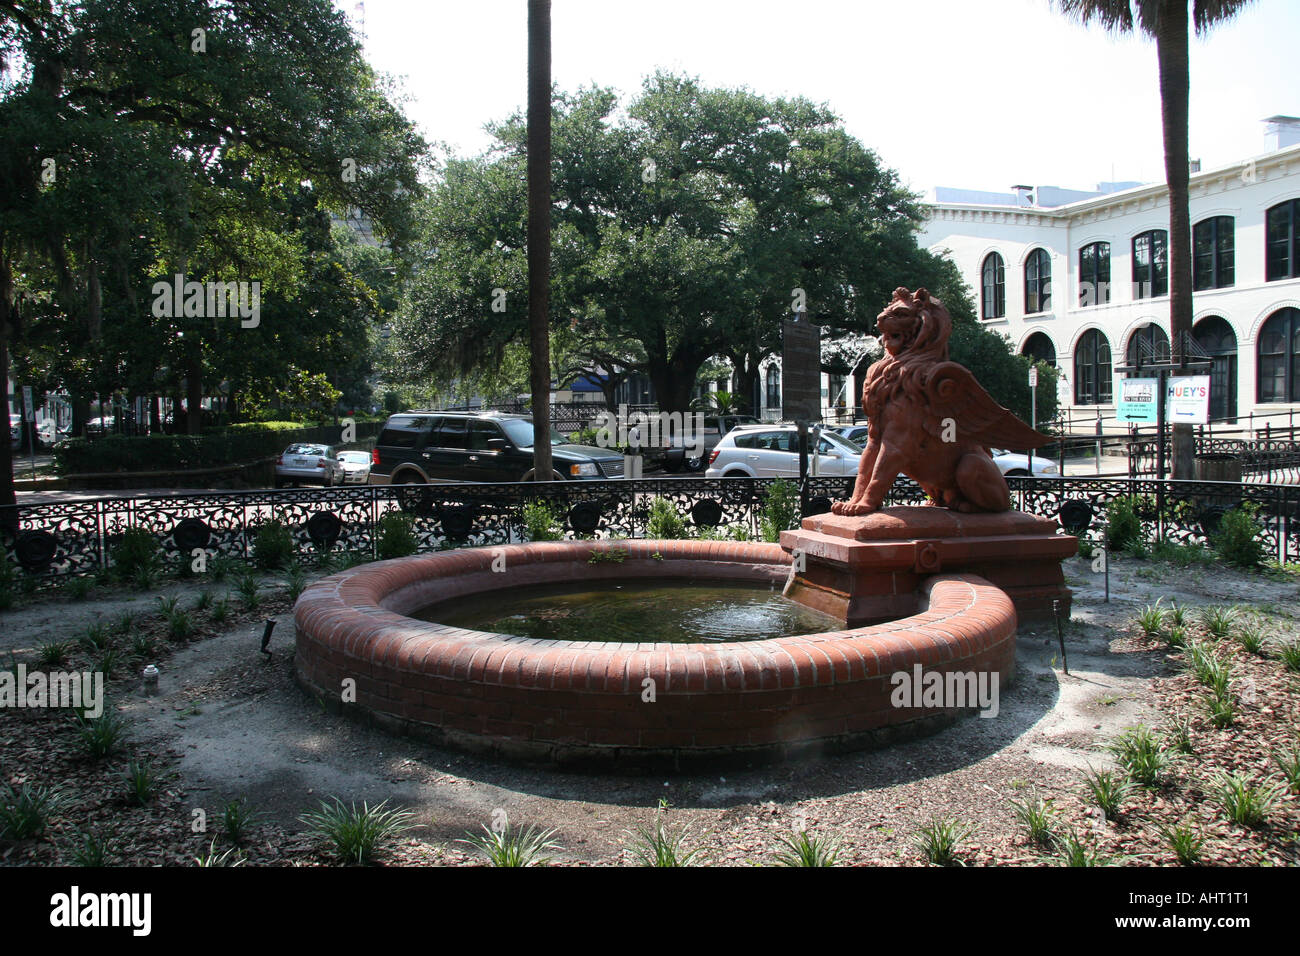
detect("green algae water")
(415, 579), (838, 643)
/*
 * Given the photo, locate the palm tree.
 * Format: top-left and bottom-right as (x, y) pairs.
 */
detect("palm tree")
(527, 0), (554, 480)
(1057, 1), (1253, 478)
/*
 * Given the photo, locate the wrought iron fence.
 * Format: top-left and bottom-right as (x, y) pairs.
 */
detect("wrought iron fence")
(2, 474), (1296, 579)
(1128, 436), (1300, 483)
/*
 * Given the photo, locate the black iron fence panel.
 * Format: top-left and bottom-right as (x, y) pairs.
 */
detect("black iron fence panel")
(4, 474), (1298, 579)
(1129, 437), (1300, 483)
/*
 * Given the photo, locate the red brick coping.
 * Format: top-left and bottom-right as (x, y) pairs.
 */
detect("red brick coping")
(293, 539), (1018, 770)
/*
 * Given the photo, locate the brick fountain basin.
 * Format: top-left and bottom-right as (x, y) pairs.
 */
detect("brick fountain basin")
(293, 539), (1020, 771)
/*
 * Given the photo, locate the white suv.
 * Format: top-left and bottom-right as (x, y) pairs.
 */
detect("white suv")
(705, 424), (861, 478)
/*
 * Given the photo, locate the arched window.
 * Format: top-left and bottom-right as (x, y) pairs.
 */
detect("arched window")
(1074, 329), (1112, 405)
(1078, 242), (1110, 306)
(1021, 332), (1056, 367)
(1024, 248), (1052, 314)
(1266, 200), (1300, 281)
(981, 252), (1005, 319)
(1194, 316), (1237, 421)
(765, 365), (780, 410)
(1257, 308), (1300, 403)
(1125, 323), (1171, 370)
(1132, 230), (1168, 299)
(1194, 216), (1234, 290)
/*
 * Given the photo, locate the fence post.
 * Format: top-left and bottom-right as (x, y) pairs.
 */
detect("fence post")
(1095, 412), (1102, 476)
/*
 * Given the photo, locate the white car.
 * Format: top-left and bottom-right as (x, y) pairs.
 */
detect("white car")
(705, 425), (861, 478)
(337, 450), (373, 484)
(990, 448), (1059, 477)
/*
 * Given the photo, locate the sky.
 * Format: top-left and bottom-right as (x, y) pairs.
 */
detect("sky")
(344, 0), (1300, 196)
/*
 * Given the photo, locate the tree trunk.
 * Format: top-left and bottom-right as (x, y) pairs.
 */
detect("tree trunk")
(186, 356), (203, 434)
(526, 0), (553, 480)
(1157, 3), (1194, 479)
(0, 334), (14, 513)
(150, 394), (161, 433)
(727, 350), (760, 415)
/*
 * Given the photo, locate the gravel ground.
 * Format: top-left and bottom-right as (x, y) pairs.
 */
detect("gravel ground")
(1, 548), (1298, 867)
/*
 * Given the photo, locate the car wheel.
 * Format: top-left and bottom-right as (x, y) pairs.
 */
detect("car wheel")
(1003, 469), (1029, 477)
(683, 455), (706, 472)
(520, 469), (566, 482)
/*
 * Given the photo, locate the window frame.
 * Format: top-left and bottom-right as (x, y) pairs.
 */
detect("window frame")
(1073, 329), (1113, 406)
(981, 252), (1006, 319)
(1131, 230), (1169, 299)
(1024, 248), (1052, 314)
(1193, 215), (1235, 291)
(1266, 200), (1300, 282)
(1078, 242), (1111, 306)
(1257, 308), (1300, 403)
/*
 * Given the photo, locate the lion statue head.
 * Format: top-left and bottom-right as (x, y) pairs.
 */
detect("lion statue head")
(875, 287), (952, 362)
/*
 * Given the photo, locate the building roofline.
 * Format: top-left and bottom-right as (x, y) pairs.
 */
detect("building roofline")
(925, 141), (1300, 220)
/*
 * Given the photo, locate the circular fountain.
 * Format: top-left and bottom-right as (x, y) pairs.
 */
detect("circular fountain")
(293, 537), (1021, 770)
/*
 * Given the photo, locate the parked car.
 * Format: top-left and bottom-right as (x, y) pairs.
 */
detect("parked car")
(990, 448), (1060, 477)
(648, 413), (760, 472)
(827, 423), (870, 446)
(368, 411), (625, 485)
(705, 424), (862, 478)
(336, 450), (372, 484)
(275, 443), (344, 487)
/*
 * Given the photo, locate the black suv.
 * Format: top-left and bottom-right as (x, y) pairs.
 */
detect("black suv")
(369, 412), (625, 485)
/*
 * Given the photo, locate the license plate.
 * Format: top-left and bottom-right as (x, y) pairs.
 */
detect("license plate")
(294, 457), (313, 466)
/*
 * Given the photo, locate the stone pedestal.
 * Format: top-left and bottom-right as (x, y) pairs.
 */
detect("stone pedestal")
(780, 507), (1076, 626)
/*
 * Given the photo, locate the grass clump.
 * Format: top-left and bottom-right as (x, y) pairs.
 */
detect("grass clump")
(0, 783), (62, 839)
(1200, 605), (1238, 641)
(1210, 772), (1284, 828)
(1054, 829), (1121, 867)
(771, 829), (840, 867)
(68, 830), (114, 866)
(460, 820), (561, 867)
(1135, 600), (1165, 639)
(222, 798), (265, 845)
(299, 797), (419, 864)
(1083, 767), (1134, 820)
(1160, 819), (1205, 865)
(1008, 793), (1059, 848)
(73, 710), (130, 759)
(235, 572), (261, 610)
(1108, 725), (1171, 789)
(912, 816), (973, 867)
(627, 808), (703, 866)
(123, 760), (158, 806)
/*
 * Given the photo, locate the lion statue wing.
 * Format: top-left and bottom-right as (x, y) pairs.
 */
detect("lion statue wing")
(921, 362), (1051, 450)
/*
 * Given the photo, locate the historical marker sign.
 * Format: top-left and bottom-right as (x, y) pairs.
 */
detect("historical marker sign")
(782, 316), (822, 423)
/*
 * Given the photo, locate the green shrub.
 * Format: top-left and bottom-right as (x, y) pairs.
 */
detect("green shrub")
(0, 783), (63, 839)
(772, 829), (840, 867)
(1104, 497), (1143, 554)
(252, 520), (295, 570)
(912, 816), (973, 867)
(111, 527), (160, 582)
(1212, 507), (1266, 569)
(645, 497), (687, 540)
(760, 478), (800, 542)
(520, 500), (562, 542)
(376, 512), (419, 559)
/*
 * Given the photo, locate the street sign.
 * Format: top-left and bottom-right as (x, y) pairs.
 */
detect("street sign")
(1028, 367), (1038, 388)
(1167, 375), (1211, 425)
(1117, 377), (1158, 423)
(21, 386), (33, 419)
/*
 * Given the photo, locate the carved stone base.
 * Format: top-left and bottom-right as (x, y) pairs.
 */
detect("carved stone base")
(780, 507), (1076, 626)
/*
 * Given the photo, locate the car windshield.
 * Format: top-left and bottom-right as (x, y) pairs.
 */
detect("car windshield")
(285, 444), (327, 456)
(818, 431), (861, 454)
(498, 419), (569, 448)
(338, 452), (369, 463)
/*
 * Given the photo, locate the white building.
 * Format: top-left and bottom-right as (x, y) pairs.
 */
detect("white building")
(919, 116), (1300, 431)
